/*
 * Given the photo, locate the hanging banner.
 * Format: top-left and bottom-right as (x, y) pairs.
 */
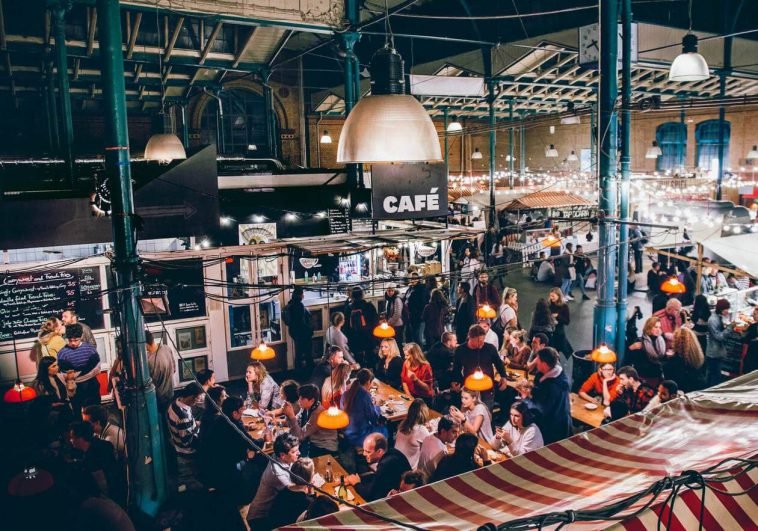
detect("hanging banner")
(371, 163), (448, 220)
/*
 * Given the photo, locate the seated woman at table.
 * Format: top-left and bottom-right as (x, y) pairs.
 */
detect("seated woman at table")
(401, 343), (434, 403)
(245, 361), (283, 410)
(375, 338), (403, 390)
(341, 368), (387, 447)
(492, 400), (544, 457)
(394, 399), (431, 469)
(322, 361), (351, 408)
(578, 363), (620, 406)
(503, 330), (531, 369)
(448, 388), (495, 445)
(269, 458), (315, 529)
(268, 379), (301, 418)
(430, 433), (490, 483)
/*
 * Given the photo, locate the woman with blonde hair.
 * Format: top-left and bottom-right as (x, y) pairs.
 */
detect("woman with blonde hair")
(322, 361), (351, 408)
(32, 317), (66, 366)
(245, 360), (282, 410)
(448, 387), (495, 445)
(665, 327), (706, 393)
(374, 338), (403, 389)
(401, 343), (433, 401)
(497, 288), (519, 334)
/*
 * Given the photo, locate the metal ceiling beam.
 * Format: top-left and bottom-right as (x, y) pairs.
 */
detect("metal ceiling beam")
(232, 27), (255, 68)
(164, 16), (184, 61)
(268, 30), (293, 67)
(199, 21), (222, 65)
(86, 7), (98, 56)
(126, 11), (141, 59)
(0, 0), (16, 104)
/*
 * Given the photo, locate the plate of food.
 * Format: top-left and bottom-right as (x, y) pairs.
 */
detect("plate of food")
(584, 402), (599, 411)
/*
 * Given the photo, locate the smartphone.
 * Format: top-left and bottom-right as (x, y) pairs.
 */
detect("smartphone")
(400, 394), (411, 401)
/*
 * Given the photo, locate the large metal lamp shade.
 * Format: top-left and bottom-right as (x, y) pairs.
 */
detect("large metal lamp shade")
(476, 305), (497, 319)
(661, 276), (686, 294)
(545, 144), (559, 158)
(373, 321), (396, 338)
(464, 369), (493, 392)
(316, 406), (350, 430)
(590, 344), (617, 364)
(250, 342), (275, 360)
(669, 34), (710, 82)
(747, 145), (758, 159)
(646, 141), (663, 159)
(3, 382), (37, 403)
(337, 46), (442, 164)
(144, 133), (187, 164)
(447, 118), (462, 132)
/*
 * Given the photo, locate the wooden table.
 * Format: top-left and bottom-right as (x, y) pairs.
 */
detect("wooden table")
(371, 378), (414, 422)
(312, 455), (366, 505)
(569, 393), (605, 428)
(242, 414), (290, 454)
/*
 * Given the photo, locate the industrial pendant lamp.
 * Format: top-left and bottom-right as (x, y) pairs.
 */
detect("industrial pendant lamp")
(373, 321), (396, 338)
(747, 145), (758, 159)
(144, 133), (187, 164)
(567, 150), (578, 161)
(660, 276), (686, 294)
(590, 343), (617, 364)
(320, 131), (333, 144)
(316, 374), (350, 430)
(669, 0), (709, 82)
(465, 368), (493, 392)
(646, 141), (663, 159)
(447, 117), (463, 132)
(545, 144), (558, 158)
(250, 342), (276, 360)
(471, 147), (483, 160)
(476, 304), (497, 319)
(542, 233), (561, 247)
(3, 321), (37, 404)
(337, 44), (442, 163)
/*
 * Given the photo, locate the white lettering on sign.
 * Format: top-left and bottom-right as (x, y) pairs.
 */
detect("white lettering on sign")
(383, 188), (440, 213)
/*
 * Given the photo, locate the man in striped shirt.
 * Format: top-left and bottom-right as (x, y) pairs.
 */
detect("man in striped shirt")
(167, 382), (203, 455)
(57, 323), (101, 410)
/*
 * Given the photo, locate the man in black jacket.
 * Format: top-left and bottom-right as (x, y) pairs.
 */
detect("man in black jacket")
(344, 287), (379, 366)
(426, 332), (458, 391)
(529, 347), (572, 445)
(284, 287), (314, 370)
(453, 281), (476, 344)
(345, 433), (410, 502)
(452, 325), (508, 407)
(405, 273), (428, 345)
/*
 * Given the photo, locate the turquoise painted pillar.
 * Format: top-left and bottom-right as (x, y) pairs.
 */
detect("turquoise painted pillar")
(444, 107), (449, 169)
(508, 99), (514, 189)
(487, 78), (497, 230)
(519, 112), (526, 180)
(51, 4), (74, 183)
(97, 0), (168, 518)
(593, 0), (619, 348)
(262, 71), (277, 159)
(616, 0), (632, 359)
(46, 59), (60, 154)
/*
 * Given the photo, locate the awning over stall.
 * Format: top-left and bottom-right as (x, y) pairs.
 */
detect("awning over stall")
(284, 373), (758, 530)
(503, 190), (593, 211)
(701, 233), (758, 277)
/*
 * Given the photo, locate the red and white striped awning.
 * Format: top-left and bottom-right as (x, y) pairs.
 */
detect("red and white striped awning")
(284, 373), (758, 530)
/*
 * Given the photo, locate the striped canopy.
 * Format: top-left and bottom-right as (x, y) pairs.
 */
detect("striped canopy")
(285, 372), (758, 530)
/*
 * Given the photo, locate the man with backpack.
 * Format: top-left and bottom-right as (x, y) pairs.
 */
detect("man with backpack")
(283, 286), (314, 370)
(405, 273), (427, 346)
(345, 286), (379, 367)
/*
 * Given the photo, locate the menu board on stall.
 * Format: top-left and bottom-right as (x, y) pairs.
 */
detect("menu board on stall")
(0, 267), (104, 340)
(141, 259), (207, 323)
(328, 208), (350, 235)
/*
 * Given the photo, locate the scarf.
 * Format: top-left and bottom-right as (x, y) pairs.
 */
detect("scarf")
(539, 363), (563, 383)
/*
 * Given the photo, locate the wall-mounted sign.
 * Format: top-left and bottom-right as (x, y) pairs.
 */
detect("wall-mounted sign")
(239, 223), (278, 244)
(371, 163), (448, 220)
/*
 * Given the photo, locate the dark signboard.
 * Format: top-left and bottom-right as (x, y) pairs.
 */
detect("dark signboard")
(0, 267), (104, 340)
(141, 259), (207, 323)
(327, 208), (350, 235)
(371, 163), (448, 220)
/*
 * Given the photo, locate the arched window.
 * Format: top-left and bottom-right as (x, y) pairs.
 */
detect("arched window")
(655, 122), (687, 171)
(696, 119), (730, 171)
(200, 89), (275, 156)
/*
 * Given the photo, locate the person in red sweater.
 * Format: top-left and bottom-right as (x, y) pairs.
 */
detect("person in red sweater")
(578, 363), (620, 406)
(401, 342), (434, 402)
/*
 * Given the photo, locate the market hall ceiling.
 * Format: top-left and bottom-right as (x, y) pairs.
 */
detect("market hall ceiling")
(1, 0), (757, 115)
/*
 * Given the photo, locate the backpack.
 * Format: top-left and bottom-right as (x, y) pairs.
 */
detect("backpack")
(350, 307), (367, 331)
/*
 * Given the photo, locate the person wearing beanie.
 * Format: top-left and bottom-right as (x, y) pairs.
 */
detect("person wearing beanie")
(705, 299), (731, 387)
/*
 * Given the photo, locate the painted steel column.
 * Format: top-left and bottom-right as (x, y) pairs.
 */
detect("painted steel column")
(341, 31), (360, 190)
(443, 107), (449, 169)
(46, 60), (60, 154)
(487, 79), (497, 230)
(180, 104), (189, 148)
(590, 105), (597, 174)
(51, 4), (74, 183)
(508, 99), (514, 189)
(96, 0), (168, 518)
(594, 0), (619, 348)
(616, 0), (632, 359)
(262, 72), (277, 159)
(519, 112), (526, 180)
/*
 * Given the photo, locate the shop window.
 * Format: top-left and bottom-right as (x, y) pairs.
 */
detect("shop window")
(655, 122), (686, 171)
(696, 120), (730, 171)
(200, 89), (274, 156)
(229, 305), (252, 348)
(226, 257), (253, 299)
(259, 297), (282, 343)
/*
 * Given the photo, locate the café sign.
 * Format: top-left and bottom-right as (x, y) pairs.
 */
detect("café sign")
(371, 163), (448, 220)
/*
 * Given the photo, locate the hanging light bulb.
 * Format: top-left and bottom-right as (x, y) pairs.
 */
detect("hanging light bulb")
(669, 34), (710, 82)
(476, 304), (497, 319)
(464, 369), (493, 392)
(337, 45), (441, 163)
(250, 342), (275, 360)
(144, 133), (187, 164)
(471, 148), (483, 160)
(545, 144), (558, 158)
(567, 150), (578, 161)
(747, 145), (758, 159)
(646, 141), (663, 159)
(590, 343), (617, 364)
(317, 405), (350, 430)
(373, 321), (396, 338)
(447, 117), (463, 132)
(320, 131), (333, 144)
(660, 276), (686, 294)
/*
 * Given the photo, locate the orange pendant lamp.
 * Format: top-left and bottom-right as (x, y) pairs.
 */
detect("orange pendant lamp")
(3, 381), (37, 404)
(373, 321), (396, 338)
(660, 276), (686, 294)
(464, 368), (493, 392)
(590, 343), (617, 364)
(250, 342), (275, 360)
(542, 234), (561, 248)
(476, 304), (497, 319)
(316, 406), (350, 430)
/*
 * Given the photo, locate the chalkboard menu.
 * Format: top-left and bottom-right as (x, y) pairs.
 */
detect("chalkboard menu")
(328, 208), (350, 235)
(142, 259), (207, 323)
(0, 267), (105, 341)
